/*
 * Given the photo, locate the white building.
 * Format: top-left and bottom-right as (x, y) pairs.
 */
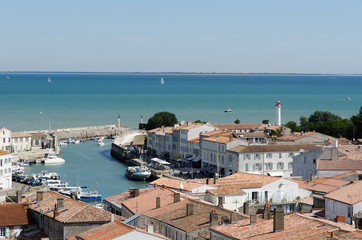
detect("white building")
(0, 150), (12, 189)
(203, 172), (311, 213)
(201, 132), (247, 177)
(324, 181), (362, 225)
(11, 132), (32, 153)
(227, 144), (316, 177)
(146, 126), (174, 157)
(0, 127), (12, 152)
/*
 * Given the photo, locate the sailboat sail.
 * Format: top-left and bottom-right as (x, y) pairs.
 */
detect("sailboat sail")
(160, 77), (164, 84)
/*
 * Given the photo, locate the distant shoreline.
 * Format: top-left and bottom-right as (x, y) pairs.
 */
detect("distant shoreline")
(1, 71), (362, 76)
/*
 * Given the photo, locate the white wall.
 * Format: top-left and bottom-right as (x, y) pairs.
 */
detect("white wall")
(0, 153), (12, 189)
(0, 128), (12, 152)
(324, 198), (362, 224)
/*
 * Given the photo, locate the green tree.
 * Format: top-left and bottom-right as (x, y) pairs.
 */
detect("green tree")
(299, 116), (308, 127)
(146, 111), (178, 130)
(262, 119), (269, 124)
(234, 119), (240, 124)
(285, 121), (301, 132)
(195, 120), (207, 124)
(308, 111), (341, 123)
(351, 106), (362, 139)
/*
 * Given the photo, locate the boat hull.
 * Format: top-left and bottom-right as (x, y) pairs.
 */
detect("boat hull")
(125, 170), (151, 181)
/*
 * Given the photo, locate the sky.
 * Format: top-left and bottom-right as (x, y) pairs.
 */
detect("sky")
(1, 1), (362, 73)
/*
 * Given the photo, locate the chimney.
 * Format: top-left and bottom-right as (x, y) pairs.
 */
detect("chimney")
(174, 192), (180, 203)
(250, 213), (257, 225)
(218, 196), (223, 208)
(57, 198), (64, 210)
(213, 175), (218, 185)
(263, 203), (271, 220)
(16, 191), (22, 203)
(186, 203), (194, 216)
(53, 204), (59, 218)
(111, 214), (115, 222)
(336, 215), (346, 223)
(310, 174), (315, 183)
(243, 201), (249, 215)
(134, 188), (140, 197)
(206, 178), (210, 185)
(301, 131), (303, 136)
(162, 126), (165, 133)
(37, 191), (43, 202)
(156, 197), (161, 209)
(210, 210), (219, 227)
(273, 208), (284, 232)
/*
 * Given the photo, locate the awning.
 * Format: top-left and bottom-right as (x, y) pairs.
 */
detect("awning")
(151, 158), (171, 165)
(267, 172), (284, 177)
(192, 157), (201, 162)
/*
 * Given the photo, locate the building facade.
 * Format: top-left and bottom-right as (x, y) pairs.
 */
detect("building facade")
(0, 127), (12, 152)
(0, 150), (12, 189)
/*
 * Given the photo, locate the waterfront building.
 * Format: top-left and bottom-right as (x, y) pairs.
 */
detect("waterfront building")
(210, 211), (361, 240)
(30, 132), (47, 148)
(227, 144), (317, 177)
(292, 141), (362, 179)
(237, 132), (270, 145)
(0, 150), (12, 189)
(11, 132), (31, 153)
(212, 123), (266, 133)
(200, 130), (247, 177)
(23, 191), (122, 240)
(275, 131), (334, 144)
(0, 127), (12, 152)
(324, 180), (362, 225)
(147, 126), (174, 157)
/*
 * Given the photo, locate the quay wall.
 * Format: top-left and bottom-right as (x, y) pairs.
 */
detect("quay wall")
(29, 125), (132, 140)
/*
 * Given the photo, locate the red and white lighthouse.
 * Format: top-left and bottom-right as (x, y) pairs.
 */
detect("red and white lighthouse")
(275, 100), (281, 126)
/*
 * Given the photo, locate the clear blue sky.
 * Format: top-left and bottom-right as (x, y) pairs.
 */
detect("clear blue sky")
(1, 1), (362, 73)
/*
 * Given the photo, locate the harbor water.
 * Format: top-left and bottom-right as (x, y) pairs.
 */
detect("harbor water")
(25, 139), (148, 199)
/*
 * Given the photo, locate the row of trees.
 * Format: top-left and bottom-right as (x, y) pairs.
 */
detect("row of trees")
(285, 107), (362, 139)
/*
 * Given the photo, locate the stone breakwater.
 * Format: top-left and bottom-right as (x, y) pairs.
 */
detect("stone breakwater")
(29, 125), (132, 140)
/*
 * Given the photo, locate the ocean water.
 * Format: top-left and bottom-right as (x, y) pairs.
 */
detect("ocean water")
(0, 73), (361, 132)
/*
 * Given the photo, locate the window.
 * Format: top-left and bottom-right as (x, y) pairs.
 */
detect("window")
(304, 156), (307, 164)
(172, 136), (178, 141)
(253, 163), (262, 171)
(288, 152), (294, 157)
(266, 153), (273, 158)
(221, 156), (224, 164)
(288, 162), (293, 169)
(255, 154), (261, 160)
(279, 153), (282, 158)
(265, 162), (273, 170)
(0, 227), (5, 237)
(172, 144), (176, 150)
(229, 155), (232, 162)
(277, 162), (284, 170)
(245, 163), (249, 171)
(244, 154), (251, 160)
(2, 138), (4, 143)
(252, 192), (258, 200)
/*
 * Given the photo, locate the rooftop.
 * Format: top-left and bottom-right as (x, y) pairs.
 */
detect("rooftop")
(276, 131), (330, 142)
(338, 145), (362, 160)
(289, 177), (351, 194)
(151, 177), (204, 192)
(147, 126), (174, 135)
(228, 144), (316, 153)
(24, 191), (122, 223)
(0, 203), (35, 227)
(317, 160), (362, 171)
(211, 213), (358, 240)
(12, 132), (32, 138)
(212, 123), (264, 130)
(324, 180), (362, 205)
(0, 150), (11, 156)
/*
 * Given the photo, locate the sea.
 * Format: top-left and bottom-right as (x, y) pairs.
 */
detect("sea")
(1, 73), (362, 199)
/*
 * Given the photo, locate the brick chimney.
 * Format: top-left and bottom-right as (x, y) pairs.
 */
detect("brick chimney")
(37, 191), (43, 202)
(310, 174), (315, 183)
(250, 213), (257, 225)
(218, 196), (223, 208)
(134, 189), (140, 197)
(243, 201), (249, 215)
(336, 215), (345, 223)
(156, 197), (161, 209)
(273, 208), (284, 232)
(174, 192), (180, 203)
(263, 203), (271, 220)
(16, 191), (22, 203)
(210, 210), (219, 227)
(186, 203), (194, 216)
(53, 204), (59, 218)
(57, 198), (64, 210)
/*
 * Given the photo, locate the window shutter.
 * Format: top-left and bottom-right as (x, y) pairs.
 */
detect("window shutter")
(5, 227), (9, 237)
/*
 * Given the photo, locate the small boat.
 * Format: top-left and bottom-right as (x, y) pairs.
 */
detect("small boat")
(59, 141), (68, 146)
(160, 77), (164, 85)
(7, 75), (10, 79)
(48, 77), (52, 83)
(40, 154), (65, 164)
(125, 166), (151, 181)
(345, 97), (351, 100)
(79, 190), (102, 200)
(224, 109), (232, 113)
(98, 140), (105, 146)
(74, 139), (80, 144)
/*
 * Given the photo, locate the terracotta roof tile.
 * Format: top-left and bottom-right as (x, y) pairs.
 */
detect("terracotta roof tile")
(203, 136), (237, 143)
(324, 181), (362, 205)
(212, 124), (264, 130)
(338, 145), (362, 160)
(211, 213), (358, 239)
(0, 203), (34, 226)
(24, 191), (119, 223)
(12, 132), (32, 138)
(288, 178), (350, 193)
(317, 160), (362, 171)
(228, 144), (317, 153)
(151, 177), (204, 191)
(0, 150), (11, 155)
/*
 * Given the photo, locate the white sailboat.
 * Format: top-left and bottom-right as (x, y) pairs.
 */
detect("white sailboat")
(160, 77), (164, 85)
(48, 77), (52, 83)
(6, 75), (10, 79)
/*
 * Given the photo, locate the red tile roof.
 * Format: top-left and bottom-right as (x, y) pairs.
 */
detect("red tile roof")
(0, 203), (34, 226)
(228, 144), (316, 153)
(289, 178), (350, 194)
(317, 160), (362, 171)
(212, 124), (264, 130)
(211, 213), (358, 240)
(324, 181), (362, 205)
(0, 150), (11, 155)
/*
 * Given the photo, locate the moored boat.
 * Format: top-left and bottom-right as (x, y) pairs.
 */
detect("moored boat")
(125, 166), (151, 181)
(40, 154), (65, 164)
(79, 190), (102, 200)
